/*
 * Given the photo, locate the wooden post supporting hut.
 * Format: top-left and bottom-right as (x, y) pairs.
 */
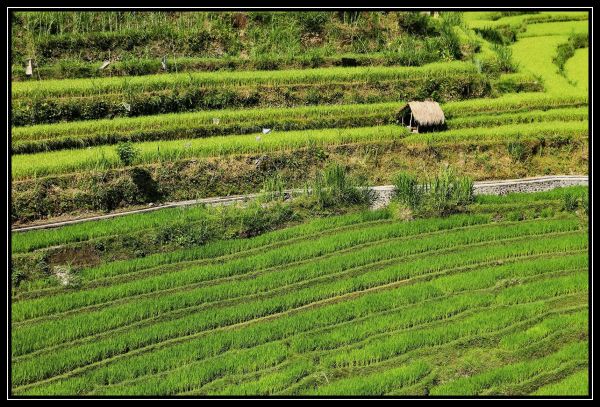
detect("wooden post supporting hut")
(397, 101), (446, 133)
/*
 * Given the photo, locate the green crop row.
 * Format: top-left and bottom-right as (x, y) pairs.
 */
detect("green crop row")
(307, 361), (430, 395)
(103, 304), (586, 395)
(12, 99), (587, 155)
(446, 107), (587, 129)
(11, 120), (588, 180)
(10, 203), (390, 255)
(403, 120), (587, 145)
(14, 186), (586, 301)
(430, 339), (587, 395)
(12, 71), (491, 126)
(533, 369), (588, 395)
(11, 102), (400, 154)
(12, 212), (396, 296)
(10, 125), (402, 179)
(11, 51), (456, 82)
(12, 228), (585, 369)
(441, 92), (587, 116)
(12, 62), (478, 99)
(11, 92), (587, 143)
(299, 309), (587, 396)
(321, 280), (585, 371)
(32, 285), (586, 395)
(12, 243), (587, 392)
(519, 20), (589, 38)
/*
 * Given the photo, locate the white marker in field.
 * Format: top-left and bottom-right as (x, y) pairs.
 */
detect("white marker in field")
(161, 56), (167, 71)
(213, 118), (220, 125)
(262, 128), (271, 134)
(25, 59), (33, 76)
(99, 60), (111, 70)
(122, 102), (131, 112)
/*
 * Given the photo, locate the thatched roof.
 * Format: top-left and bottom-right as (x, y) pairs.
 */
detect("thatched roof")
(399, 101), (445, 127)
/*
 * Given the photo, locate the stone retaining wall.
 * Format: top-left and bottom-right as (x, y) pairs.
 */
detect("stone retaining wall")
(370, 176), (588, 210)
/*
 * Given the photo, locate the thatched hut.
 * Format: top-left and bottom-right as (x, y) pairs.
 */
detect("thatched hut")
(397, 101), (445, 133)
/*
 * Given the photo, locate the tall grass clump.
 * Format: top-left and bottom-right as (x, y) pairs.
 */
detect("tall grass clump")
(563, 189), (588, 214)
(491, 43), (517, 73)
(310, 163), (374, 209)
(393, 167), (474, 217)
(260, 173), (286, 202)
(507, 141), (529, 163)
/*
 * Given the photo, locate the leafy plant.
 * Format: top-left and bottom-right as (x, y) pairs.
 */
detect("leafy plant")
(115, 141), (138, 166)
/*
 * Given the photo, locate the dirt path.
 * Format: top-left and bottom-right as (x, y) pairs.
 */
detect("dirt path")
(12, 175), (588, 233)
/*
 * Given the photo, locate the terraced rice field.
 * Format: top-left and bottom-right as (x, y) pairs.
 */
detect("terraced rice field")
(10, 188), (590, 396)
(10, 10), (589, 397)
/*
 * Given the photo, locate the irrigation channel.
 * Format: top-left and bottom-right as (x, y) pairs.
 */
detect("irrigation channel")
(12, 175), (588, 233)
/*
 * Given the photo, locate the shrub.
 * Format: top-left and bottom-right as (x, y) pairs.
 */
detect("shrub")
(553, 33), (589, 75)
(581, 193), (589, 215)
(295, 12), (330, 34)
(115, 141), (139, 166)
(474, 25), (519, 45)
(424, 167), (474, 216)
(563, 191), (587, 213)
(397, 12), (436, 37)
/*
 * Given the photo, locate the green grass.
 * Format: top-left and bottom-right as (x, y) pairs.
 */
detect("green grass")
(511, 36), (581, 94)
(405, 120), (586, 145)
(430, 339), (587, 395)
(446, 107), (587, 129)
(12, 186), (586, 296)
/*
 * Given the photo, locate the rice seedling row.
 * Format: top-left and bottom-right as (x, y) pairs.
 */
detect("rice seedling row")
(284, 300), (586, 396)
(430, 340), (587, 395)
(16, 236), (578, 366)
(300, 309), (588, 396)
(533, 369), (588, 395)
(184, 286), (585, 396)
